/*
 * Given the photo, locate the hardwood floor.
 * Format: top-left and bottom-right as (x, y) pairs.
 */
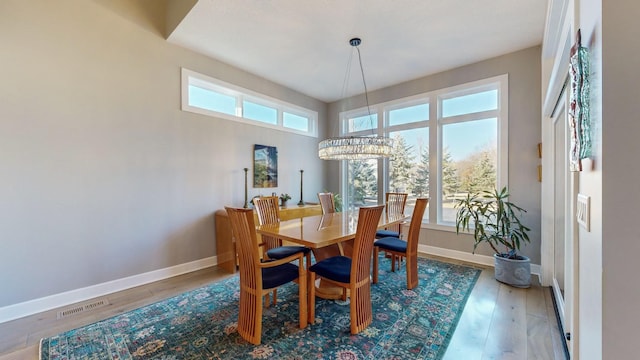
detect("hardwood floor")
(0, 255), (566, 360)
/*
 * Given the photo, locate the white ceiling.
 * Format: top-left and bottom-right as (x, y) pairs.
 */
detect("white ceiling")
(168, 0), (547, 103)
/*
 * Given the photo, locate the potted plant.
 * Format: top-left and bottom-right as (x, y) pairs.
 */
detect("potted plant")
(455, 187), (532, 288)
(279, 193), (291, 207)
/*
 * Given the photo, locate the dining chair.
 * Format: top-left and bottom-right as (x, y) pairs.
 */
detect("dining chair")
(225, 207), (308, 345)
(253, 196), (312, 306)
(308, 205), (384, 334)
(375, 192), (409, 239)
(373, 198), (428, 290)
(317, 192), (336, 215)
(253, 196), (312, 261)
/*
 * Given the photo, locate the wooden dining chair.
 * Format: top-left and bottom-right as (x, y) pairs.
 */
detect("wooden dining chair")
(375, 192), (408, 239)
(253, 196), (311, 305)
(373, 198), (428, 290)
(308, 205), (384, 334)
(317, 192), (336, 215)
(225, 207), (308, 345)
(253, 196), (312, 261)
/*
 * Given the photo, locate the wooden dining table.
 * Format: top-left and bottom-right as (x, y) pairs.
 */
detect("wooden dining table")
(256, 209), (409, 299)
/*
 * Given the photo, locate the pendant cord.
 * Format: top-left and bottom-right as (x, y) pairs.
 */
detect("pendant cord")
(335, 49), (355, 138)
(341, 50), (354, 103)
(354, 45), (373, 118)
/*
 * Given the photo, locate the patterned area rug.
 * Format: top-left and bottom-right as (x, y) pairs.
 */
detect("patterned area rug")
(40, 256), (480, 359)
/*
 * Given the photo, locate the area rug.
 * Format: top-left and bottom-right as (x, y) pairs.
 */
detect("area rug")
(40, 257), (480, 360)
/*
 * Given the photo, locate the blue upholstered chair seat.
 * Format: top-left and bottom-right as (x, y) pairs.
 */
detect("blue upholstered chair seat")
(375, 229), (400, 238)
(266, 245), (311, 260)
(309, 256), (352, 284)
(374, 236), (407, 253)
(262, 263), (300, 289)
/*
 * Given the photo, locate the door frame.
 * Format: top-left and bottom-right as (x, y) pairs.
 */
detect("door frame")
(550, 86), (574, 336)
(541, 1), (578, 355)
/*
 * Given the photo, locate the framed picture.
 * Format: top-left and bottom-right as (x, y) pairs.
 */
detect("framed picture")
(253, 144), (278, 188)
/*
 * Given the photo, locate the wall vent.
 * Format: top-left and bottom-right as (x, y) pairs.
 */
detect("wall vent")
(57, 298), (110, 319)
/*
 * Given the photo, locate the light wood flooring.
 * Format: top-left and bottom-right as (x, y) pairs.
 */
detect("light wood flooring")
(0, 255), (567, 360)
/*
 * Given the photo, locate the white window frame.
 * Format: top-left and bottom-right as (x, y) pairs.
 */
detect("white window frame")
(339, 74), (508, 231)
(181, 68), (318, 137)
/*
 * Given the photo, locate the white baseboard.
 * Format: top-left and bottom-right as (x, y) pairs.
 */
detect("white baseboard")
(418, 245), (542, 277)
(2, 247), (544, 324)
(0, 256), (218, 324)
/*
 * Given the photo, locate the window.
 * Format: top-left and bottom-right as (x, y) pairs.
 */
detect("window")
(346, 158), (378, 208)
(243, 100), (277, 124)
(181, 68), (317, 137)
(340, 75), (508, 229)
(283, 112), (310, 132)
(187, 85), (236, 116)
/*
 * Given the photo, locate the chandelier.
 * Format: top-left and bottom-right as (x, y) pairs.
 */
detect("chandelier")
(318, 38), (394, 160)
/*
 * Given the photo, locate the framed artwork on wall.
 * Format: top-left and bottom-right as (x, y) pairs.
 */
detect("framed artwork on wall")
(253, 144), (278, 188)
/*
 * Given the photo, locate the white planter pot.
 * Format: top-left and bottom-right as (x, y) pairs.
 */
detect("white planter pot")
(493, 253), (531, 288)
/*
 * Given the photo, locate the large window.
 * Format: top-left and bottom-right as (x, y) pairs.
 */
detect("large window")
(181, 68), (317, 137)
(341, 75), (508, 228)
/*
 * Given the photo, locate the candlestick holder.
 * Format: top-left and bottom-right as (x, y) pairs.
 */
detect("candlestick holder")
(297, 169), (304, 206)
(243, 168), (249, 208)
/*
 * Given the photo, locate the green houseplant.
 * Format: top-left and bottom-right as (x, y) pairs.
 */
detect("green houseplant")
(455, 187), (532, 287)
(279, 193), (291, 207)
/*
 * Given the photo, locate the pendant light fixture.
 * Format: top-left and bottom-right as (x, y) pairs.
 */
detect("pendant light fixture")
(318, 38), (394, 160)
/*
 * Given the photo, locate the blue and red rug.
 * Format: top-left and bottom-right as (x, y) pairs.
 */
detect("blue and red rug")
(40, 256), (480, 359)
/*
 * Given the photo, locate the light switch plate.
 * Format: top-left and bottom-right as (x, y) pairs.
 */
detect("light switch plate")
(576, 194), (590, 231)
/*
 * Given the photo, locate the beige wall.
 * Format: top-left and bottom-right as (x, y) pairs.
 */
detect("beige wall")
(0, 0), (326, 309)
(575, 0), (604, 357)
(327, 47), (543, 264)
(600, 1), (640, 359)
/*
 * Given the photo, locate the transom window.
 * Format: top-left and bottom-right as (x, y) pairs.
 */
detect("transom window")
(340, 75), (508, 229)
(181, 68), (318, 137)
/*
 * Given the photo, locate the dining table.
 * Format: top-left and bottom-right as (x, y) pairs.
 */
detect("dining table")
(256, 208), (409, 299)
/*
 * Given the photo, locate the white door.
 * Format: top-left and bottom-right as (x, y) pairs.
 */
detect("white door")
(551, 87), (576, 355)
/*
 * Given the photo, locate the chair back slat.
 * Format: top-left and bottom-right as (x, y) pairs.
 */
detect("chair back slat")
(253, 196), (281, 251)
(253, 196), (280, 224)
(385, 192), (408, 216)
(225, 207), (262, 294)
(384, 192), (408, 235)
(351, 205), (385, 284)
(318, 192), (336, 215)
(406, 198), (428, 255)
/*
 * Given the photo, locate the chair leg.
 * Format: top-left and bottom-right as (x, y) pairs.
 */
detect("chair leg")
(308, 271), (316, 324)
(263, 289), (277, 308)
(373, 246), (379, 284)
(406, 253), (418, 290)
(305, 252), (312, 271)
(298, 264), (308, 329)
(350, 282), (372, 334)
(238, 289), (262, 345)
(391, 254), (396, 272)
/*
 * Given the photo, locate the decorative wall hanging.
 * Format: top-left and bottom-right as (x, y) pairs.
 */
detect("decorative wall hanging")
(253, 144), (278, 188)
(568, 29), (592, 171)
